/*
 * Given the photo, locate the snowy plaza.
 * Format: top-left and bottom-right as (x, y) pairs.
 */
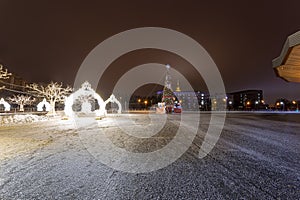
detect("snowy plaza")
(0, 112), (299, 199)
(1, 2), (300, 199)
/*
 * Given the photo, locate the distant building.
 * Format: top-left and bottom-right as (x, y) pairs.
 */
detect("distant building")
(176, 91), (210, 111)
(210, 93), (227, 111)
(228, 90), (265, 110)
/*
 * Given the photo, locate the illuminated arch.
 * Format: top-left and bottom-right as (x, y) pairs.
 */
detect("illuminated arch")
(104, 94), (122, 114)
(0, 98), (11, 111)
(64, 81), (106, 117)
(37, 98), (51, 112)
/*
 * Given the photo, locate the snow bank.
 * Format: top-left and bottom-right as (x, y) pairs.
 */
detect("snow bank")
(0, 114), (48, 125)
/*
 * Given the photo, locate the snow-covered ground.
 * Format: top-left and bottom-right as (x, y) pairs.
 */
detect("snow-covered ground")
(0, 112), (299, 199)
(0, 114), (49, 125)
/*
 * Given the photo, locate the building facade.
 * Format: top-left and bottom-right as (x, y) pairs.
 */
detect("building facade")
(228, 90), (265, 110)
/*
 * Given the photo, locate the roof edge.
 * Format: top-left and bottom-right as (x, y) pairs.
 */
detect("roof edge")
(272, 30), (300, 68)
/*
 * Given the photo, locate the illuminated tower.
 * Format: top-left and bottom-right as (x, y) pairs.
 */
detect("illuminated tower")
(164, 64), (172, 89)
(175, 80), (181, 92)
(162, 64), (175, 110)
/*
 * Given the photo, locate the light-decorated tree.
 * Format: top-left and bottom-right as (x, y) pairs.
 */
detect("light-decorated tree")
(8, 94), (36, 112)
(162, 86), (174, 105)
(162, 86), (175, 113)
(162, 64), (175, 113)
(27, 82), (73, 115)
(0, 64), (12, 89)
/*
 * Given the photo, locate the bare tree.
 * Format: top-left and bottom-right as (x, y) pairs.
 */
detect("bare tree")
(8, 95), (36, 112)
(0, 64), (12, 89)
(27, 82), (73, 115)
(0, 64), (11, 79)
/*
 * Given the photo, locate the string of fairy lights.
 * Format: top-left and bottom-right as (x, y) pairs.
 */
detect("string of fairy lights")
(0, 80), (39, 97)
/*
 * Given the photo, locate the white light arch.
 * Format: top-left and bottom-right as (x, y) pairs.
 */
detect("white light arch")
(37, 98), (51, 112)
(64, 81), (106, 117)
(104, 94), (122, 114)
(0, 98), (11, 111)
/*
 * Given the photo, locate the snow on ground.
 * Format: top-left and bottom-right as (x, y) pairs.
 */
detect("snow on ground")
(0, 112), (299, 199)
(0, 114), (49, 125)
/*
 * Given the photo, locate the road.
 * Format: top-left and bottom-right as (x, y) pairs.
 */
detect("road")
(0, 112), (299, 199)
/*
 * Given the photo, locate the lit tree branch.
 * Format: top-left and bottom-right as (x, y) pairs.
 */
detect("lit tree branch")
(8, 95), (36, 112)
(27, 82), (73, 115)
(0, 64), (12, 90)
(0, 64), (12, 80)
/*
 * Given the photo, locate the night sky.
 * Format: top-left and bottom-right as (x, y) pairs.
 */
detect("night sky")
(1, 1), (300, 103)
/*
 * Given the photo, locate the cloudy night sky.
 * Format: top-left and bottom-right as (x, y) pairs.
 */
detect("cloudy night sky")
(1, 0), (300, 103)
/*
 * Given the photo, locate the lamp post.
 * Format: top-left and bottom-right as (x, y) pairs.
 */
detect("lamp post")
(144, 100), (148, 110)
(246, 101), (251, 111)
(255, 101), (259, 110)
(138, 99), (142, 110)
(280, 101), (284, 111)
(292, 100), (298, 111)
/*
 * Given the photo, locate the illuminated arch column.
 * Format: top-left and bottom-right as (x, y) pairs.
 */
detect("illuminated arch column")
(104, 94), (122, 114)
(37, 98), (51, 112)
(0, 98), (11, 111)
(64, 81), (106, 118)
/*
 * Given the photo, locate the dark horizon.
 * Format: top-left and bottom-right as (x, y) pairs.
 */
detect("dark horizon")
(1, 1), (300, 103)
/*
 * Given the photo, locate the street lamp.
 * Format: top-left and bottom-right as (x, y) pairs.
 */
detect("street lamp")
(246, 101), (251, 111)
(292, 100), (298, 111)
(255, 101), (259, 110)
(136, 99), (142, 110)
(280, 101), (284, 111)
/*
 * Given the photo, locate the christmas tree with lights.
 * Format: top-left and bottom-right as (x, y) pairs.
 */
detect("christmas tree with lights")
(162, 64), (175, 112)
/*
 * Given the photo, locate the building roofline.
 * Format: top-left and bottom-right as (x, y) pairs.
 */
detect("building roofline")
(272, 31), (300, 68)
(229, 89), (263, 95)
